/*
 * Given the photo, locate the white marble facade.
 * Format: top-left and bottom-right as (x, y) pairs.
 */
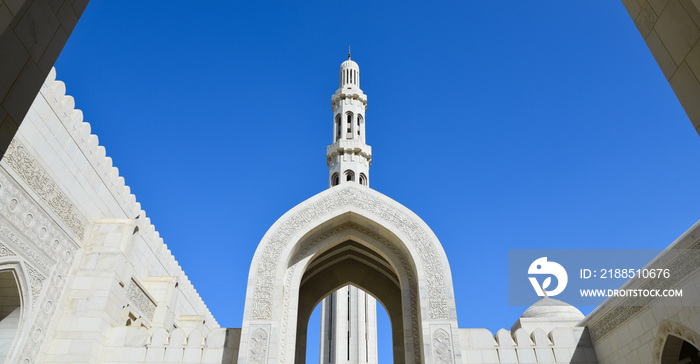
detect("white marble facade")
(0, 59), (697, 363)
(0, 68), (226, 364)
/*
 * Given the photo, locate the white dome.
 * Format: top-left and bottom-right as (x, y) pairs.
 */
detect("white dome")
(339, 57), (360, 88)
(520, 298), (584, 320)
(341, 59), (359, 70)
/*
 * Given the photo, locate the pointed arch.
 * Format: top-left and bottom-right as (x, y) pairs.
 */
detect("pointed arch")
(345, 112), (354, 139)
(357, 114), (363, 137)
(655, 320), (700, 364)
(335, 114), (341, 142)
(238, 184), (460, 363)
(331, 173), (340, 187)
(344, 170), (355, 182)
(0, 259), (37, 363)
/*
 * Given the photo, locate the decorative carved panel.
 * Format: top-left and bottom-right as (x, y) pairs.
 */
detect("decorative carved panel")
(4, 140), (87, 240)
(0, 169), (78, 363)
(127, 279), (156, 321)
(432, 328), (454, 364)
(248, 327), (269, 364)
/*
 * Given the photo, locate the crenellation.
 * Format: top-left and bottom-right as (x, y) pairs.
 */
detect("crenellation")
(494, 329), (515, 347)
(59, 95), (74, 118)
(50, 81), (66, 105)
(77, 122), (90, 143)
(69, 108), (83, 125)
(121, 185), (131, 202)
(454, 326), (598, 364)
(512, 329), (533, 346)
(98, 326), (231, 363)
(94, 144), (106, 164)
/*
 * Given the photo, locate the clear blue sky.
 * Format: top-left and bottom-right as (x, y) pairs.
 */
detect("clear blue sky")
(54, 1), (700, 362)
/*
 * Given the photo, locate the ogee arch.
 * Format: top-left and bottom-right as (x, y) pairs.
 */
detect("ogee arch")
(238, 184), (462, 364)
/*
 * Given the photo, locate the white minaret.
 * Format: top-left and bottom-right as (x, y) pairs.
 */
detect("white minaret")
(327, 52), (371, 187)
(319, 54), (378, 364)
(319, 285), (378, 364)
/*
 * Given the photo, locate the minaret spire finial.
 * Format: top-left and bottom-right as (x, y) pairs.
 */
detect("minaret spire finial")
(348, 46), (351, 60)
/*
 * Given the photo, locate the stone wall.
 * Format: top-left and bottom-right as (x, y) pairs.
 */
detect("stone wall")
(459, 327), (597, 364)
(621, 0), (700, 135)
(0, 67), (219, 363)
(583, 220), (700, 364)
(98, 327), (240, 364)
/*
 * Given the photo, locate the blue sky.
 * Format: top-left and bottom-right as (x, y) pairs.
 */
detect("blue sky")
(53, 1), (700, 362)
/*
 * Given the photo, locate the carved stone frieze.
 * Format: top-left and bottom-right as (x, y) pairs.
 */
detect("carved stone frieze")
(253, 186), (448, 323)
(127, 279), (156, 321)
(4, 140), (87, 240)
(589, 240), (700, 342)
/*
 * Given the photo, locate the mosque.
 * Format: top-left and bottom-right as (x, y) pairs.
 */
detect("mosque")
(0, 1), (699, 363)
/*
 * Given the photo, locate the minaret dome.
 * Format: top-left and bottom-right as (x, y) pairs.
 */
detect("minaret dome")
(339, 58), (360, 89)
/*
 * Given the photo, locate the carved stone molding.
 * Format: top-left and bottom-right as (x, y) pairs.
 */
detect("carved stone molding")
(26, 265), (46, 303)
(253, 186), (448, 323)
(127, 279), (156, 321)
(4, 140), (87, 240)
(589, 241), (700, 342)
(0, 241), (16, 257)
(0, 226), (50, 272)
(432, 328), (454, 364)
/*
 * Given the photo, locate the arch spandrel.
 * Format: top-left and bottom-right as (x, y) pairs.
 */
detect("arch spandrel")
(239, 184), (461, 364)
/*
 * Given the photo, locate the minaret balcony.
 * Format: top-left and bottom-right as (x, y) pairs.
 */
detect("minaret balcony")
(331, 91), (367, 106)
(326, 139), (372, 165)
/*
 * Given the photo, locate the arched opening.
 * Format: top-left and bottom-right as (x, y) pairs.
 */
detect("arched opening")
(346, 113), (353, 139)
(357, 115), (363, 136)
(335, 114), (341, 141)
(661, 335), (700, 364)
(345, 170), (355, 182)
(295, 241), (406, 364)
(0, 270), (22, 362)
(359, 173), (367, 186)
(331, 173), (340, 187)
(240, 186), (459, 364)
(305, 285), (393, 363)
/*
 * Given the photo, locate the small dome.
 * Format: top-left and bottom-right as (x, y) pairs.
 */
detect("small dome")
(339, 57), (360, 88)
(341, 59), (359, 70)
(520, 298), (584, 320)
